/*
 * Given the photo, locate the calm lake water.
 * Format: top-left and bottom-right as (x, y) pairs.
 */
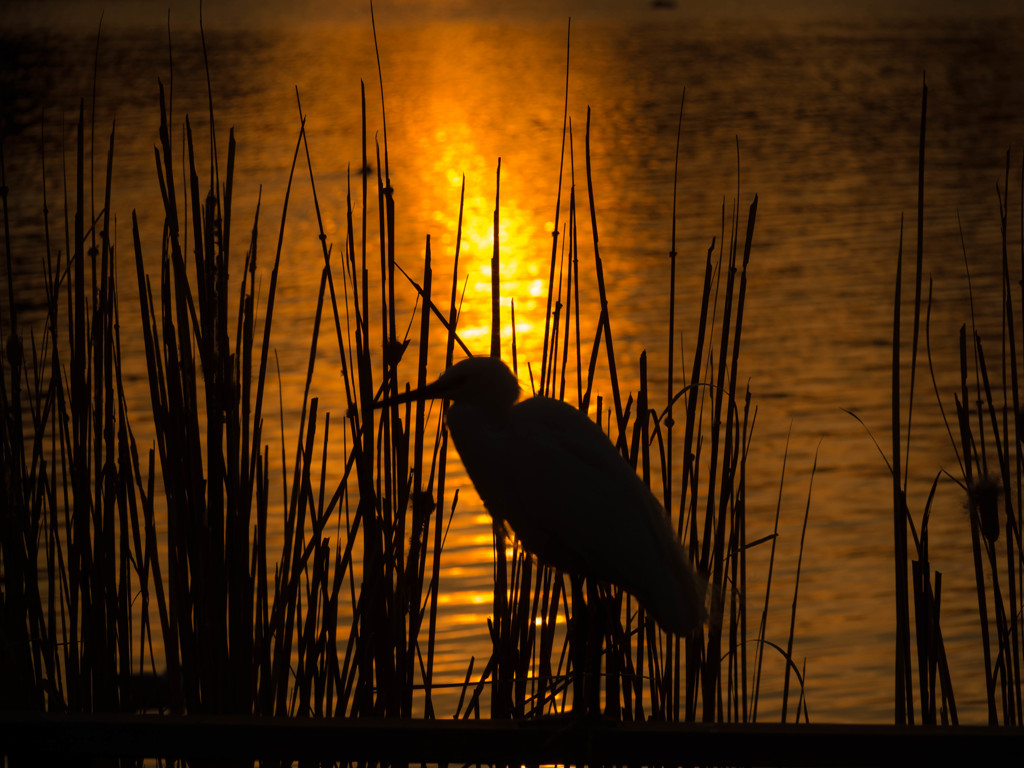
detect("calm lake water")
(4, 0), (1024, 723)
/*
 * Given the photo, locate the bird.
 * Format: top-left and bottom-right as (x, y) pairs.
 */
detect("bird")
(388, 356), (705, 636)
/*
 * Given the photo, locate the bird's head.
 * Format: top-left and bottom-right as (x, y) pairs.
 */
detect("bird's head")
(378, 356), (521, 414)
(425, 357), (521, 412)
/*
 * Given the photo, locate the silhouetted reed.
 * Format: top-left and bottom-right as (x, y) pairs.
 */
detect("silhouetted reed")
(1, 101), (155, 716)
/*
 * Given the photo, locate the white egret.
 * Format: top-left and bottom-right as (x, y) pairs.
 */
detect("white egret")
(390, 356), (705, 636)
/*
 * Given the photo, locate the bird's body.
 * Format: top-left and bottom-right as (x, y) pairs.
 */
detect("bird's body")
(400, 356), (705, 636)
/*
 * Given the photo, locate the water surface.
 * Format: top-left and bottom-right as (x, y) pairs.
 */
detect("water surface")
(3, 0), (1024, 722)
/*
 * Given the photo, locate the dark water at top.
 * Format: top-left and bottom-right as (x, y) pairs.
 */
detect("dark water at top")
(3, 0), (1024, 722)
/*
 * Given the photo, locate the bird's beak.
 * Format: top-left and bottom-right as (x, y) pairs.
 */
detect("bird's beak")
(374, 379), (445, 410)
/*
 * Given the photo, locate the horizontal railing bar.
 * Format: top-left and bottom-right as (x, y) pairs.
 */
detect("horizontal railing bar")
(1, 714), (1017, 766)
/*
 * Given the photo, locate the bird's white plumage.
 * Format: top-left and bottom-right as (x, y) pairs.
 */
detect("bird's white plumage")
(411, 356), (705, 636)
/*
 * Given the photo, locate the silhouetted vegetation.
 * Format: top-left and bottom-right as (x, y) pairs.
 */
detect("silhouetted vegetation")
(2, 15), (1020, 768)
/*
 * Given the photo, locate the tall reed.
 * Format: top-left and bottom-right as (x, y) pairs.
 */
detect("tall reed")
(1, 103), (158, 716)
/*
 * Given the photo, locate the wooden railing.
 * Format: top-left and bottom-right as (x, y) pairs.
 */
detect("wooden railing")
(1, 713), (1017, 766)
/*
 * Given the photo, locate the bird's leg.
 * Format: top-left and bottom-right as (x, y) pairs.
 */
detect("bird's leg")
(569, 573), (587, 715)
(585, 579), (605, 716)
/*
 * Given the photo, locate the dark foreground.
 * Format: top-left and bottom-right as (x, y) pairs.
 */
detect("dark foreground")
(2, 712), (1019, 766)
